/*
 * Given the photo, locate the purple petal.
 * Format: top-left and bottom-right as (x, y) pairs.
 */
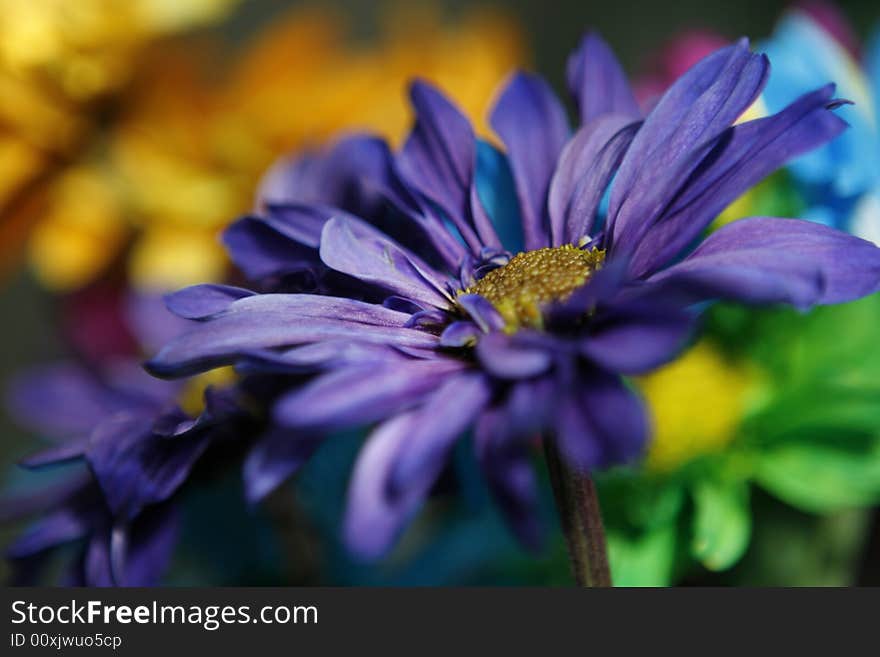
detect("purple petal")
(222, 216), (319, 281)
(474, 406), (541, 550)
(273, 359), (464, 431)
(164, 284), (255, 320)
(546, 258), (629, 324)
(84, 529), (114, 586)
(146, 294), (436, 378)
(629, 84), (848, 277)
(475, 332), (553, 379)
(340, 138), (470, 269)
(580, 298), (696, 374)
(457, 294), (505, 332)
(243, 429), (323, 503)
(405, 308), (447, 329)
(238, 341), (409, 374)
(20, 440), (88, 468)
(609, 41), (769, 252)
(257, 134), (391, 218)
(344, 412), (437, 559)
(398, 81), (499, 250)
(86, 414), (211, 519)
(439, 321), (482, 347)
(5, 364), (133, 441)
(383, 296), (426, 314)
(319, 216), (451, 308)
(566, 32), (641, 123)
(547, 115), (639, 244)
(6, 507), (91, 558)
(502, 377), (558, 439)
(259, 203), (336, 248)
(555, 370), (648, 470)
(648, 217), (880, 309)
(389, 372), (492, 493)
(256, 151), (322, 208)
(114, 503), (179, 586)
(490, 72), (570, 250)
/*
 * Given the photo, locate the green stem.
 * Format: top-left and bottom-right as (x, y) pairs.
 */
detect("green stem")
(544, 439), (612, 587)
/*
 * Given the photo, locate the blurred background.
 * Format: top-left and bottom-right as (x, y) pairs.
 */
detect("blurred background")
(2, 0), (879, 585)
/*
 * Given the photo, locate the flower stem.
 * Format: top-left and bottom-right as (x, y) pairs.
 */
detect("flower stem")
(543, 439), (612, 587)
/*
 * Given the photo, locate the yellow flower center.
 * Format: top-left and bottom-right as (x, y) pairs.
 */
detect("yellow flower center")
(463, 245), (604, 330)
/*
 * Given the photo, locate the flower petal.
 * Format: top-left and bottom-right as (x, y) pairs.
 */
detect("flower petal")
(473, 384), (550, 550)
(477, 438), (541, 550)
(273, 359), (464, 431)
(547, 115), (639, 245)
(113, 503), (179, 586)
(257, 134), (391, 217)
(319, 216), (451, 308)
(343, 411), (439, 559)
(457, 293), (505, 332)
(6, 506), (91, 558)
(648, 217), (880, 309)
(474, 140), (524, 253)
(609, 41), (769, 252)
(555, 370), (648, 470)
(475, 332), (554, 379)
(629, 84), (848, 277)
(86, 414), (211, 520)
(20, 440), (88, 468)
(439, 321), (481, 347)
(222, 216), (319, 281)
(490, 72), (570, 250)
(566, 32), (640, 123)
(243, 428), (323, 503)
(546, 257), (629, 325)
(164, 284), (255, 320)
(389, 372), (492, 494)
(398, 81), (499, 250)
(5, 364), (147, 442)
(238, 341), (410, 375)
(580, 298), (696, 375)
(146, 295), (436, 378)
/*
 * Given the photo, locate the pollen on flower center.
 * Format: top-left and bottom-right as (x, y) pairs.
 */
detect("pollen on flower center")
(463, 245), (605, 330)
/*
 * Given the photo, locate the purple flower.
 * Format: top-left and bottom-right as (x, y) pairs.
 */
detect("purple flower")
(3, 315), (243, 585)
(147, 34), (880, 558)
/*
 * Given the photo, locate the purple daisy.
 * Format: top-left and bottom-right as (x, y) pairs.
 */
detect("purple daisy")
(3, 298), (244, 585)
(147, 34), (880, 582)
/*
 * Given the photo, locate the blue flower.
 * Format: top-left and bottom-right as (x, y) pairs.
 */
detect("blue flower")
(147, 35), (880, 559)
(761, 9), (880, 239)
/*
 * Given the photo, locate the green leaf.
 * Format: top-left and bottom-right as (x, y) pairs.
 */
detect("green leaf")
(755, 441), (880, 513)
(596, 469), (685, 532)
(607, 524), (677, 587)
(691, 478), (751, 571)
(706, 295), (880, 385)
(747, 386), (880, 445)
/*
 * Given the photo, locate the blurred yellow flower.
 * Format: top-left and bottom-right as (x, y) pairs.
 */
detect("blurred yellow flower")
(2, 4), (525, 291)
(0, 0), (237, 283)
(639, 342), (756, 473)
